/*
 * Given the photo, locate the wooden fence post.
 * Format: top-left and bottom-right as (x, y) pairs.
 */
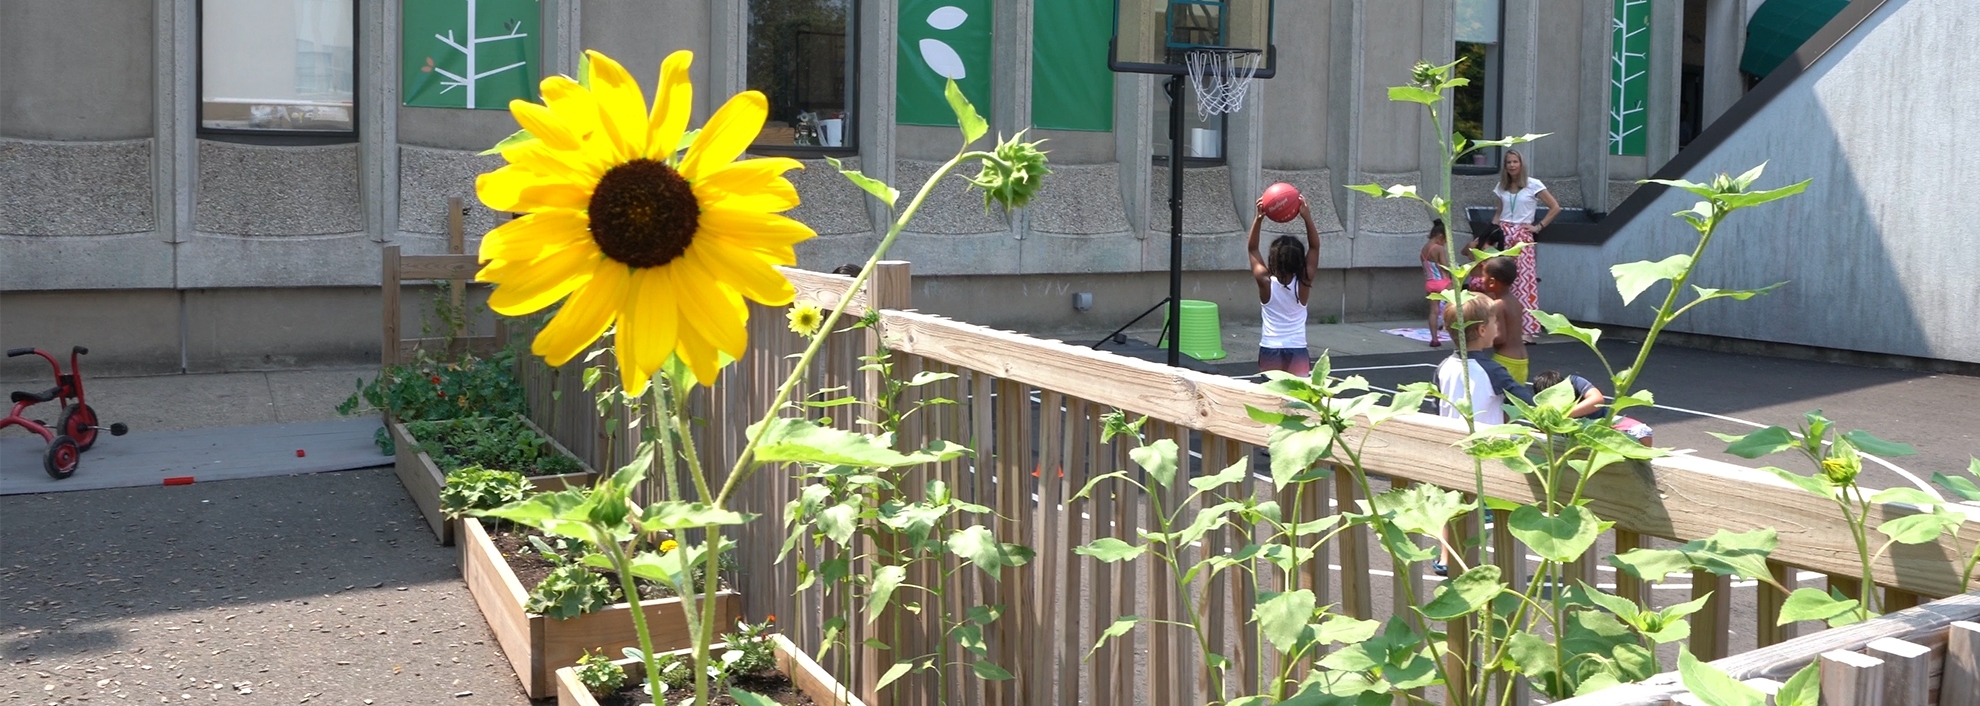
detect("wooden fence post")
(1863, 637), (1929, 705)
(1946, 621), (1980, 706)
(1817, 649), (1884, 706)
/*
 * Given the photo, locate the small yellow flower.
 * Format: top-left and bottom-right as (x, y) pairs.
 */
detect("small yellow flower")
(659, 539), (679, 553)
(786, 303), (824, 338)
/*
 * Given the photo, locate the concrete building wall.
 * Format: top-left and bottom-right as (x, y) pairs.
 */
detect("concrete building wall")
(1543, 0), (1979, 364)
(4, 0), (1832, 372)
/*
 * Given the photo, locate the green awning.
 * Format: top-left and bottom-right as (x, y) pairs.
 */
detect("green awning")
(1741, 0), (1851, 79)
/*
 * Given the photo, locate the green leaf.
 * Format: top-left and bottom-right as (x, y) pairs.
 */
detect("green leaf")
(1842, 429), (1917, 457)
(1189, 457), (1249, 491)
(866, 564), (905, 624)
(965, 604), (1003, 625)
(728, 688), (779, 706)
(945, 79), (987, 144)
(1610, 254), (1693, 306)
(1172, 501), (1244, 547)
(1419, 564), (1503, 621)
(1774, 661), (1821, 706)
(1778, 587), (1859, 625)
(1933, 465), (1980, 501)
(1468, 132), (1551, 149)
(1344, 183), (1387, 198)
(1678, 648), (1764, 706)
(1756, 465), (1833, 498)
(1575, 582), (1644, 623)
(1073, 537), (1146, 563)
(947, 525), (1034, 576)
(1370, 483), (1472, 537)
(750, 417), (946, 468)
(1086, 616), (1139, 658)
(1868, 487), (1940, 506)
(1270, 424), (1338, 490)
(818, 501), (860, 546)
(478, 128), (537, 155)
(1387, 85), (1443, 105)
(1503, 630), (1559, 686)
(639, 501), (755, 530)
(874, 661), (914, 692)
(1312, 614), (1380, 645)
(1690, 282), (1786, 304)
(1507, 505), (1609, 563)
(970, 660), (1014, 680)
(1716, 178), (1811, 210)
(1130, 439), (1180, 489)
(1713, 426), (1799, 459)
(1609, 528), (1779, 585)
(1532, 310), (1602, 349)
(823, 155), (900, 207)
(1877, 510), (1960, 545)
(1072, 470), (1133, 501)
(1253, 589), (1317, 654)
(1609, 389), (1656, 415)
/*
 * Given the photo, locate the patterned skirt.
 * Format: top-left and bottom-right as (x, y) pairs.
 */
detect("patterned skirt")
(1501, 223), (1540, 338)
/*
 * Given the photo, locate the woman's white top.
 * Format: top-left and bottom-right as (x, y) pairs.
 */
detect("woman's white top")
(1492, 177), (1548, 225)
(1259, 277), (1308, 349)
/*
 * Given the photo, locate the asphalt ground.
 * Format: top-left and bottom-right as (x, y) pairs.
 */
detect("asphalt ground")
(1209, 337), (1980, 494)
(0, 469), (537, 705)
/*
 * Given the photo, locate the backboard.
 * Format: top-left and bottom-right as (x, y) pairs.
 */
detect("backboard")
(1110, 0), (1277, 78)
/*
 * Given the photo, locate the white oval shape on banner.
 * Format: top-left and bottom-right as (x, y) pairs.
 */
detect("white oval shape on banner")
(927, 6), (968, 30)
(919, 38), (967, 80)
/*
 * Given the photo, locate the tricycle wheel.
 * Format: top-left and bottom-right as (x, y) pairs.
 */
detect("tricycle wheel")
(60, 403), (99, 451)
(44, 436), (79, 480)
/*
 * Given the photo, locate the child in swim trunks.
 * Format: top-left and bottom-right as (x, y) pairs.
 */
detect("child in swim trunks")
(1477, 256), (1529, 383)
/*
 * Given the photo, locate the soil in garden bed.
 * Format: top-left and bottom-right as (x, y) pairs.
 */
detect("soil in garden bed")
(486, 523), (718, 602)
(598, 671), (815, 706)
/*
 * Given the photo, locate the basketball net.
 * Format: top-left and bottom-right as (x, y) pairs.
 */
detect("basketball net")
(1184, 49), (1261, 119)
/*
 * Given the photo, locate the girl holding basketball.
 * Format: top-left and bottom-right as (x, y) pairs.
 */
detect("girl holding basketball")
(1491, 150), (1559, 344)
(1247, 184), (1320, 376)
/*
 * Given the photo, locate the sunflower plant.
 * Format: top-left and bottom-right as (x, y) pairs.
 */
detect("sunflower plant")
(467, 48), (1049, 705)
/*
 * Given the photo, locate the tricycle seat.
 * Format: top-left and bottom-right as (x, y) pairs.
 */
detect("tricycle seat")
(10, 388), (58, 404)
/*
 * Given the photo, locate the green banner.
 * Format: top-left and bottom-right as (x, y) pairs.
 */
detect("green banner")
(1608, 0), (1649, 155)
(1031, 0), (1113, 131)
(898, 0), (993, 127)
(403, 0), (541, 110)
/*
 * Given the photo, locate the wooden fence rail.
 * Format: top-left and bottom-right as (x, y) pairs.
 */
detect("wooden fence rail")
(516, 262), (1980, 706)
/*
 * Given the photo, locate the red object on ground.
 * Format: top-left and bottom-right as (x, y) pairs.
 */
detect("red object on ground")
(296, 449), (305, 457)
(163, 476), (194, 486)
(1259, 182), (1304, 222)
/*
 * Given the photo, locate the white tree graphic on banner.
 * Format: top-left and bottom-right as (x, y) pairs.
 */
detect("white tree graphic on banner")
(431, 0), (530, 108)
(1609, 0), (1649, 155)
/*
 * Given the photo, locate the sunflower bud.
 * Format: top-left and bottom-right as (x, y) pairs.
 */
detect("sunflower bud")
(1821, 443), (1862, 486)
(968, 132), (1052, 211)
(1410, 61), (1442, 88)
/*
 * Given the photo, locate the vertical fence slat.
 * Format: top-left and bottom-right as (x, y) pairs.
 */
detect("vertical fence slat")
(1089, 398), (1117, 706)
(1818, 648), (1885, 706)
(1059, 398), (1088, 706)
(1757, 560), (1794, 647)
(1203, 434), (1230, 704)
(1112, 429), (1138, 706)
(1944, 621), (1980, 706)
(1692, 571), (1733, 661)
(1335, 468), (1374, 621)
(1032, 390), (1063, 706)
(1865, 637), (1930, 705)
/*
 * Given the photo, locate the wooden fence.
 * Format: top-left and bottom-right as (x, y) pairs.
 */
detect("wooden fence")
(517, 261), (1980, 706)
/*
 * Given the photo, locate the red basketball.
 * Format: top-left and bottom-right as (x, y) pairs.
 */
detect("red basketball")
(1260, 182), (1303, 222)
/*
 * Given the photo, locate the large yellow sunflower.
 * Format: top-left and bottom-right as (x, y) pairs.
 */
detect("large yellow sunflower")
(475, 49), (814, 394)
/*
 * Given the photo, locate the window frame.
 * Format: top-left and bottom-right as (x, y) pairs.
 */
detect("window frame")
(1151, 77), (1229, 168)
(195, 0), (360, 143)
(1451, 0), (1506, 176)
(744, 0), (861, 158)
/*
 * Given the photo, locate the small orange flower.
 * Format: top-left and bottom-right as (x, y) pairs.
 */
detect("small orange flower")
(765, 614), (775, 623)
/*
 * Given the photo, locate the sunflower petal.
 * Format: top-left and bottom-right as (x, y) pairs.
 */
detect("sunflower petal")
(478, 211), (592, 263)
(509, 100), (582, 151)
(696, 157), (803, 197)
(482, 242), (603, 315)
(501, 139), (603, 182)
(539, 76), (605, 145)
(634, 265), (682, 377)
(698, 206), (818, 247)
(676, 320), (721, 386)
(701, 231), (799, 266)
(681, 91), (768, 180)
(694, 171), (799, 212)
(646, 51), (695, 161)
(688, 244), (795, 306)
(532, 262), (629, 366)
(616, 269), (652, 396)
(671, 254), (749, 361)
(585, 51), (649, 161)
(476, 165), (582, 212)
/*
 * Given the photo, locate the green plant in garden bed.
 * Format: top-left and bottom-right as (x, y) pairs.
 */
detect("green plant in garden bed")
(1064, 58), (1837, 705)
(338, 348), (527, 452)
(576, 649), (629, 697)
(439, 466), (532, 520)
(405, 415), (582, 477)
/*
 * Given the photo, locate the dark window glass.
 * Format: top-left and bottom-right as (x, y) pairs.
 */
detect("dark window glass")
(201, 0), (356, 133)
(748, 0), (856, 149)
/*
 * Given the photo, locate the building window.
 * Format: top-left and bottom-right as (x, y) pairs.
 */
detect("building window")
(747, 0), (857, 151)
(1153, 81), (1226, 163)
(200, 0), (356, 133)
(1454, 0), (1501, 170)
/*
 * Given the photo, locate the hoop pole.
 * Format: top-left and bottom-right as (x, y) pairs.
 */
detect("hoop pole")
(1166, 76), (1185, 368)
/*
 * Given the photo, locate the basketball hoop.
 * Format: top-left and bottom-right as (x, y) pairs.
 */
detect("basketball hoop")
(1183, 47), (1261, 118)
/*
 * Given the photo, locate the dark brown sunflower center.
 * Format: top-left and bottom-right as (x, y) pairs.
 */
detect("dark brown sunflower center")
(587, 158), (699, 268)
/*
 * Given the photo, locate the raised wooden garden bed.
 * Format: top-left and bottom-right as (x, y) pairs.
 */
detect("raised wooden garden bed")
(391, 415), (596, 545)
(461, 516), (742, 699)
(554, 634), (867, 706)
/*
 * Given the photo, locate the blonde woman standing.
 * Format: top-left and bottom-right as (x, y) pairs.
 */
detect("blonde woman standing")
(1490, 150), (1559, 343)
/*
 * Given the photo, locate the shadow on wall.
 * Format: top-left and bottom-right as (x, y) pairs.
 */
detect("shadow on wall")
(1539, 0), (1974, 364)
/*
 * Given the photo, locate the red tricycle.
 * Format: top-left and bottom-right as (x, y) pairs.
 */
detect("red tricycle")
(4, 346), (126, 479)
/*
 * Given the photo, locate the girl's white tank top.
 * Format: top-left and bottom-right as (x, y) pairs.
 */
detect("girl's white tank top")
(1259, 277), (1308, 349)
